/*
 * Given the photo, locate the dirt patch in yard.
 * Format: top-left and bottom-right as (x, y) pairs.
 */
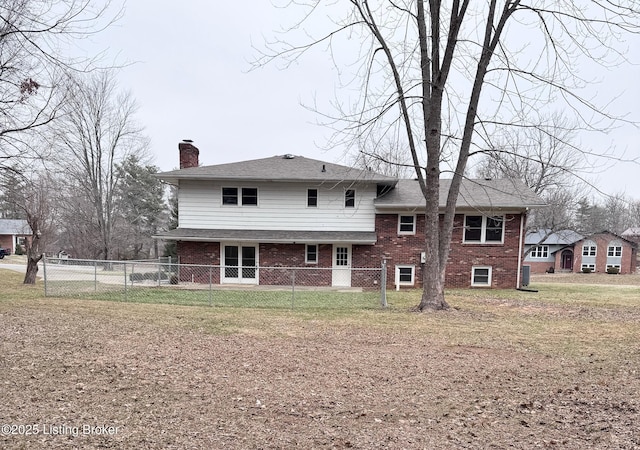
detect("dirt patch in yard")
(1, 295), (639, 449)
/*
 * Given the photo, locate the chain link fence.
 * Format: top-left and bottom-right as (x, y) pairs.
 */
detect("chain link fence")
(43, 257), (387, 309)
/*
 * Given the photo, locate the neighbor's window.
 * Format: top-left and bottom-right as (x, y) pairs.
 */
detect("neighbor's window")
(398, 215), (416, 234)
(396, 265), (415, 286)
(307, 189), (318, 207)
(222, 187), (238, 205)
(530, 245), (549, 258)
(582, 241), (597, 256)
(306, 244), (318, 264)
(464, 215), (504, 243)
(471, 266), (492, 286)
(345, 189), (355, 208)
(606, 264), (621, 270)
(607, 244), (622, 257)
(581, 263), (596, 271)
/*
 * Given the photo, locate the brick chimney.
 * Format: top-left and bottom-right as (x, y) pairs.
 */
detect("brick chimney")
(179, 140), (199, 169)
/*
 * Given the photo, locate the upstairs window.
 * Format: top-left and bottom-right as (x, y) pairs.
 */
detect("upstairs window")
(223, 187), (258, 206)
(464, 215), (504, 243)
(607, 244), (622, 257)
(222, 187), (238, 205)
(241, 188), (258, 206)
(345, 189), (355, 208)
(530, 245), (549, 258)
(582, 241), (597, 256)
(398, 215), (416, 234)
(307, 189), (318, 207)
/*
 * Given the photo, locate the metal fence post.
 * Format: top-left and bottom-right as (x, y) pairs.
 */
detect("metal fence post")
(381, 259), (388, 308)
(42, 254), (48, 297)
(94, 260), (98, 292)
(291, 268), (296, 309)
(209, 266), (213, 306)
(124, 262), (128, 301)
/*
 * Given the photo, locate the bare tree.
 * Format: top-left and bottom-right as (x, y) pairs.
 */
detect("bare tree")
(257, 1), (640, 310)
(0, 170), (56, 284)
(0, 0), (118, 171)
(56, 70), (148, 262)
(351, 136), (414, 178)
(474, 113), (587, 242)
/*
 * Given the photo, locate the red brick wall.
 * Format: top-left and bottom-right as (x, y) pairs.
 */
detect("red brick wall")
(175, 212), (527, 289)
(367, 213), (524, 289)
(573, 233), (637, 274)
(177, 241), (220, 283)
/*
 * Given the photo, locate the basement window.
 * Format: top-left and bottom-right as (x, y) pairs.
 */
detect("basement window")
(471, 266), (492, 287)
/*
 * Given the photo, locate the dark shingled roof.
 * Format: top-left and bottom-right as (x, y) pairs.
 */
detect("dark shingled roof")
(158, 155), (398, 186)
(155, 228), (378, 244)
(375, 178), (545, 210)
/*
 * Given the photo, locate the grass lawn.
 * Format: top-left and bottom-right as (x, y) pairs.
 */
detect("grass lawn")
(1, 269), (639, 449)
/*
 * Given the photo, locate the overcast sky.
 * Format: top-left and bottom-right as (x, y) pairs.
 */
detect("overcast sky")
(91, 2), (639, 199)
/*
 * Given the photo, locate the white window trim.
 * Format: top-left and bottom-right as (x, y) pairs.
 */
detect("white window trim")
(395, 265), (415, 287)
(305, 244), (318, 264)
(607, 245), (622, 257)
(581, 263), (596, 271)
(307, 188), (318, 208)
(471, 266), (492, 287)
(606, 264), (621, 269)
(398, 215), (416, 235)
(530, 245), (549, 258)
(222, 186), (259, 206)
(463, 215), (505, 244)
(345, 189), (356, 208)
(582, 244), (597, 257)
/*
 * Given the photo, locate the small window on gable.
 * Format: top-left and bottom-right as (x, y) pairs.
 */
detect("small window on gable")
(398, 215), (416, 234)
(222, 187), (238, 205)
(306, 244), (318, 264)
(307, 189), (318, 207)
(395, 265), (415, 286)
(471, 266), (492, 287)
(345, 189), (355, 208)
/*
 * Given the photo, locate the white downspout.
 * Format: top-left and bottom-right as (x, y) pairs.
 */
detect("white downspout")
(516, 211), (526, 288)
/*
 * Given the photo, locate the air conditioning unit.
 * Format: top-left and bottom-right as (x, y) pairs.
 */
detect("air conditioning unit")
(420, 252), (426, 264)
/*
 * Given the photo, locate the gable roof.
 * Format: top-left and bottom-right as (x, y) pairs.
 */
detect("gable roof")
(375, 178), (545, 210)
(622, 227), (640, 237)
(576, 230), (638, 247)
(158, 155), (398, 186)
(525, 229), (583, 245)
(0, 219), (29, 235)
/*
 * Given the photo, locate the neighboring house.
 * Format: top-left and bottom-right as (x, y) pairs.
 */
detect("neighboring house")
(155, 141), (545, 289)
(525, 229), (638, 274)
(622, 227), (640, 244)
(574, 232), (637, 274)
(524, 229), (584, 273)
(0, 219), (30, 255)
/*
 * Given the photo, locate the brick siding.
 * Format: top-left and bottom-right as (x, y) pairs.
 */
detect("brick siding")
(176, 213), (526, 289)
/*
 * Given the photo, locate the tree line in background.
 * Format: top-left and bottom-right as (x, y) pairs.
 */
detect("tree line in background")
(0, 1), (172, 283)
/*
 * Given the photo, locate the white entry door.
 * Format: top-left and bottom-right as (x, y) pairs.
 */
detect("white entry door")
(222, 244), (258, 284)
(332, 245), (352, 287)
